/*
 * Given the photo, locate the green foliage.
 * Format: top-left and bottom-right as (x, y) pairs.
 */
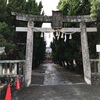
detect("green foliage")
(0, 22), (15, 51)
(89, 0), (100, 17)
(51, 0), (99, 70)
(33, 35), (46, 67)
(0, 0), (46, 65)
(57, 0), (91, 15)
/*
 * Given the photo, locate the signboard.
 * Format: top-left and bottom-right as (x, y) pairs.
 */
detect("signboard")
(96, 45), (100, 52)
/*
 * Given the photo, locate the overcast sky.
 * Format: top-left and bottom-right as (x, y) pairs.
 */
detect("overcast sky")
(36, 0), (59, 16)
(36, 0), (60, 47)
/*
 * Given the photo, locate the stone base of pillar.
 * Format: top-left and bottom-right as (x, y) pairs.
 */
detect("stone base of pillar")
(84, 77), (91, 84)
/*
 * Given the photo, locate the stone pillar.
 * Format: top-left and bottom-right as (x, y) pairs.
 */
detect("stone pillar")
(80, 21), (91, 84)
(0, 64), (2, 75)
(98, 53), (100, 73)
(14, 63), (17, 75)
(25, 21), (34, 87)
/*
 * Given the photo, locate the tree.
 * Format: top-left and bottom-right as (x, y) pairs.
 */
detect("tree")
(89, 0), (100, 17)
(51, 0), (99, 71)
(0, 0), (46, 67)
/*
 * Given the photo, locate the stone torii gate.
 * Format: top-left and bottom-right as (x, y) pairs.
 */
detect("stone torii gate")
(12, 11), (97, 87)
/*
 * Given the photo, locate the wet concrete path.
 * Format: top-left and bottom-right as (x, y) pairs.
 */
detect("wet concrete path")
(12, 63), (100, 100)
(31, 63), (84, 86)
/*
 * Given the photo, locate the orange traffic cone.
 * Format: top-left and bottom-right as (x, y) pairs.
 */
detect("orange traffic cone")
(5, 84), (12, 100)
(16, 76), (20, 90)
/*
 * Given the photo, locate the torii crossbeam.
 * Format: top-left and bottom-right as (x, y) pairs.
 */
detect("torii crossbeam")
(16, 27), (97, 33)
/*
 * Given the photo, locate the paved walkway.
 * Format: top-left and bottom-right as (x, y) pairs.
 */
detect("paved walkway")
(12, 63), (100, 100)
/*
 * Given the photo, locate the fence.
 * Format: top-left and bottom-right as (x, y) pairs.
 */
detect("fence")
(0, 60), (25, 83)
(90, 59), (100, 73)
(90, 59), (100, 85)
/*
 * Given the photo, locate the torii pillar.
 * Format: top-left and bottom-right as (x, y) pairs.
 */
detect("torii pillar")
(80, 21), (91, 84)
(25, 21), (34, 86)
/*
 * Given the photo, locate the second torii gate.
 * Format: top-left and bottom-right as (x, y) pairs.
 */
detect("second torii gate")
(12, 11), (97, 87)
